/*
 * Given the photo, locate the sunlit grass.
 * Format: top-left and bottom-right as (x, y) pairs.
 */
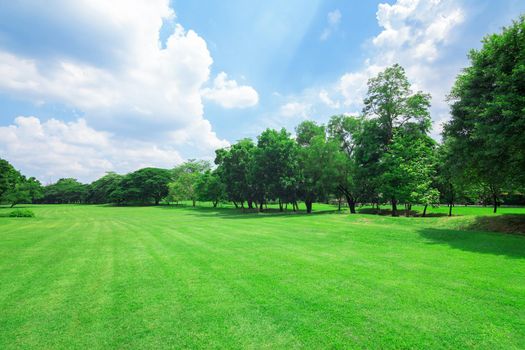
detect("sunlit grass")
(0, 204), (524, 348)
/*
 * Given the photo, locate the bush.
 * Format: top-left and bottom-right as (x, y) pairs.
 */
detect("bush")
(9, 209), (35, 217)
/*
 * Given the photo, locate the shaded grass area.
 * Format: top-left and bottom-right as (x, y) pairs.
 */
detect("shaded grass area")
(0, 204), (524, 349)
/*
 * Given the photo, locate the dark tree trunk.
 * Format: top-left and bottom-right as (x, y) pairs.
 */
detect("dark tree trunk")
(293, 201), (298, 211)
(343, 193), (356, 214)
(391, 198), (398, 217)
(10, 203), (15, 208)
(448, 203), (453, 217)
(192, 200), (196, 207)
(493, 195), (498, 213)
(248, 200), (253, 209)
(422, 204), (428, 217)
(233, 201), (239, 209)
(278, 199), (283, 212)
(213, 201), (218, 208)
(305, 200), (313, 214)
(259, 201), (264, 212)
(338, 197), (342, 211)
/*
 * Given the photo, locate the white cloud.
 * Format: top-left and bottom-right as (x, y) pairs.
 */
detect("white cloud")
(279, 102), (311, 119)
(201, 72), (259, 108)
(0, 0), (241, 181)
(321, 9), (342, 41)
(336, 0), (466, 134)
(0, 116), (184, 183)
(319, 90), (340, 109)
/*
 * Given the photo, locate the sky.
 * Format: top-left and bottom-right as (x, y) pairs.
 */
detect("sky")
(0, 0), (523, 183)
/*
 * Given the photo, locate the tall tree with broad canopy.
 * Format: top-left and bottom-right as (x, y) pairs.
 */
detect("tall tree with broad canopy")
(86, 172), (123, 204)
(254, 128), (300, 212)
(215, 139), (256, 208)
(444, 16), (525, 212)
(362, 64), (433, 215)
(0, 158), (21, 201)
(118, 168), (171, 205)
(296, 121), (343, 214)
(170, 160), (211, 206)
(42, 178), (88, 204)
(195, 170), (226, 207)
(327, 115), (363, 213)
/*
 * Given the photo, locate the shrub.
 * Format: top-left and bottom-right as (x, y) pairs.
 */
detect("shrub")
(9, 209), (35, 217)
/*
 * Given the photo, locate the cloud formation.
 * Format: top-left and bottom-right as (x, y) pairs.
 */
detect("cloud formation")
(0, 116), (184, 183)
(201, 72), (259, 108)
(0, 0), (260, 181)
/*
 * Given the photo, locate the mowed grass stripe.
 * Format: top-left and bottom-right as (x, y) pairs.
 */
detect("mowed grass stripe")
(0, 204), (524, 348)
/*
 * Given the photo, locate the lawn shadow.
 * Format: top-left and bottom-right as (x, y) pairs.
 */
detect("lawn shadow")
(465, 214), (525, 235)
(156, 204), (343, 219)
(418, 224), (525, 259)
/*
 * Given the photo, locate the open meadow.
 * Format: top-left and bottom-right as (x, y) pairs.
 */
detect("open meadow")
(1, 204), (524, 349)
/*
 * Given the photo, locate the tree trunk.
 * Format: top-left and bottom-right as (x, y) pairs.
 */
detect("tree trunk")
(422, 204), (428, 217)
(192, 199), (196, 207)
(448, 203), (453, 217)
(259, 201), (264, 212)
(338, 197), (342, 212)
(213, 201), (218, 208)
(493, 194), (498, 213)
(247, 200), (253, 209)
(391, 198), (398, 217)
(233, 201), (238, 208)
(305, 200), (313, 214)
(10, 203), (15, 208)
(278, 199), (283, 212)
(344, 193), (356, 214)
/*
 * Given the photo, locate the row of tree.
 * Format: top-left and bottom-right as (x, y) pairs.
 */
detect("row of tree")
(1, 16), (523, 216)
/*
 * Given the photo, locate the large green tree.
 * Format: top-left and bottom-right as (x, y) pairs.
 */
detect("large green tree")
(254, 128), (300, 211)
(118, 168), (171, 205)
(296, 121), (342, 213)
(215, 139), (256, 208)
(444, 16), (525, 212)
(362, 64), (433, 215)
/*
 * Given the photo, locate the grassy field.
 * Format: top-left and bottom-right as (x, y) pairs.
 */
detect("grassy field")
(0, 204), (524, 349)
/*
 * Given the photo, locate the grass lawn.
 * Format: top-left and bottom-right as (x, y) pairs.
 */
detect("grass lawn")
(0, 204), (524, 349)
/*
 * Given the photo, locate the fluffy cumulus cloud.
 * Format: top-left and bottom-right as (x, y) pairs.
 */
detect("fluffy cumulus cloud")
(314, 0), (466, 137)
(201, 72), (259, 108)
(0, 0), (255, 182)
(0, 117), (184, 183)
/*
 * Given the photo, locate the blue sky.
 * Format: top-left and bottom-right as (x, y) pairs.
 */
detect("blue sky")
(0, 0), (523, 182)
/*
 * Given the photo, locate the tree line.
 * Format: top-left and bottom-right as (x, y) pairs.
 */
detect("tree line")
(1, 16), (524, 216)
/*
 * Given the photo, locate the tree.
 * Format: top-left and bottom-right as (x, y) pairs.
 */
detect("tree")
(42, 178), (87, 204)
(253, 128), (300, 212)
(443, 16), (525, 212)
(327, 115), (363, 213)
(215, 139), (256, 208)
(3, 180), (31, 207)
(379, 131), (438, 216)
(170, 161), (211, 206)
(296, 121), (342, 213)
(87, 172), (123, 204)
(362, 64), (433, 215)
(117, 168), (171, 205)
(0, 158), (21, 200)
(195, 170), (225, 207)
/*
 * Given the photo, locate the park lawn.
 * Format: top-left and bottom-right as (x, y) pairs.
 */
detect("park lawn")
(0, 204), (524, 349)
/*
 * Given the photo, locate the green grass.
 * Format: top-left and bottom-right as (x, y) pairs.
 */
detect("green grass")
(1, 204), (524, 349)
